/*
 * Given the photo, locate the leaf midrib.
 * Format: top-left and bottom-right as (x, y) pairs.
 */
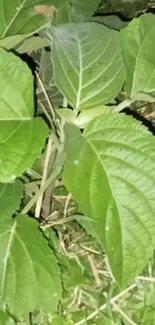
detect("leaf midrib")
(2, 0), (27, 38)
(1, 221), (17, 299)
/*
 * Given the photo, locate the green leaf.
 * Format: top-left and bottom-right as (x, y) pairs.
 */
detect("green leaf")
(0, 49), (33, 119)
(90, 15), (127, 30)
(142, 307), (155, 325)
(0, 49), (48, 182)
(63, 113), (155, 287)
(0, 180), (23, 219)
(95, 315), (114, 325)
(0, 0), (55, 38)
(0, 215), (62, 315)
(49, 23), (125, 111)
(56, 109), (77, 123)
(0, 35), (28, 50)
(75, 106), (110, 128)
(0, 49), (34, 117)
(31, 311), (68, 325)
(53, 0), (101, 24)
(120, 14), (155, 99)
(0, 0), (99, 38)
(16, 36), (48, 54)
(0, 310), (15, 324)
(0, 119), (48, 182)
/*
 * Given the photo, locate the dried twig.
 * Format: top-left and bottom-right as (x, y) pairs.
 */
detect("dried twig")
(38, 99), (53, 126)
(74, 283), (137, 325)
(35, 136), (53, 218)
(112, 302), (138, 325)
(137, 276), (155, 283)
(88, 255), (101, 287)
(36, 71), (55, 122)
(64, 193), (72, 218)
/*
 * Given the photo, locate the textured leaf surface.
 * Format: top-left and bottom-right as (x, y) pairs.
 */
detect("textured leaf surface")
(0, 216), (61, 314)
(49, 23), (125, 111)
(0, 49), (48, 182)
(0, 181), (23, 219)
(120, 14), (155, 99)
(63, 113), (155, 286)
(54, 0), (100, 24)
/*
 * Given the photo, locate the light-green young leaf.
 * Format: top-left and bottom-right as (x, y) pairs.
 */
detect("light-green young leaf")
(63, 113), (155, 287)
(120, 13), (155, 99)
(0, 180), (23, 219)
(0, 49), (48, 182)
(49, 22), (125, 111)
(75, 106), (110, 128)
(0, 215), (62, 315)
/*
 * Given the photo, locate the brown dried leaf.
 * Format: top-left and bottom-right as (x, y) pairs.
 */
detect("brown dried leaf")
(33, 5), (56, 21)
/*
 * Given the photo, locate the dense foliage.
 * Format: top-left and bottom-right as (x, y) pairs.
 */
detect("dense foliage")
(1, 1), (155, 324)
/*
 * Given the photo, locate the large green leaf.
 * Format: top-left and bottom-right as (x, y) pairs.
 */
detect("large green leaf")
(0, 49), (48, 182)
(0, 0), (56, 38)
(63, 113), (155, 287)
(0, 0), (100, 38)
(0, 215), (61, 315)
(0, 181), (23, 219)
(120, 14), (155, 99)
(48, 23), (125, 111)
(53, 0), (101, 24)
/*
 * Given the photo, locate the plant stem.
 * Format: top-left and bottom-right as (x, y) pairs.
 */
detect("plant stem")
(38, 99), (53, 126)
(24, 313), (31, 325)
(63, 96), (68, 108)
(112, 99), (133, 112)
